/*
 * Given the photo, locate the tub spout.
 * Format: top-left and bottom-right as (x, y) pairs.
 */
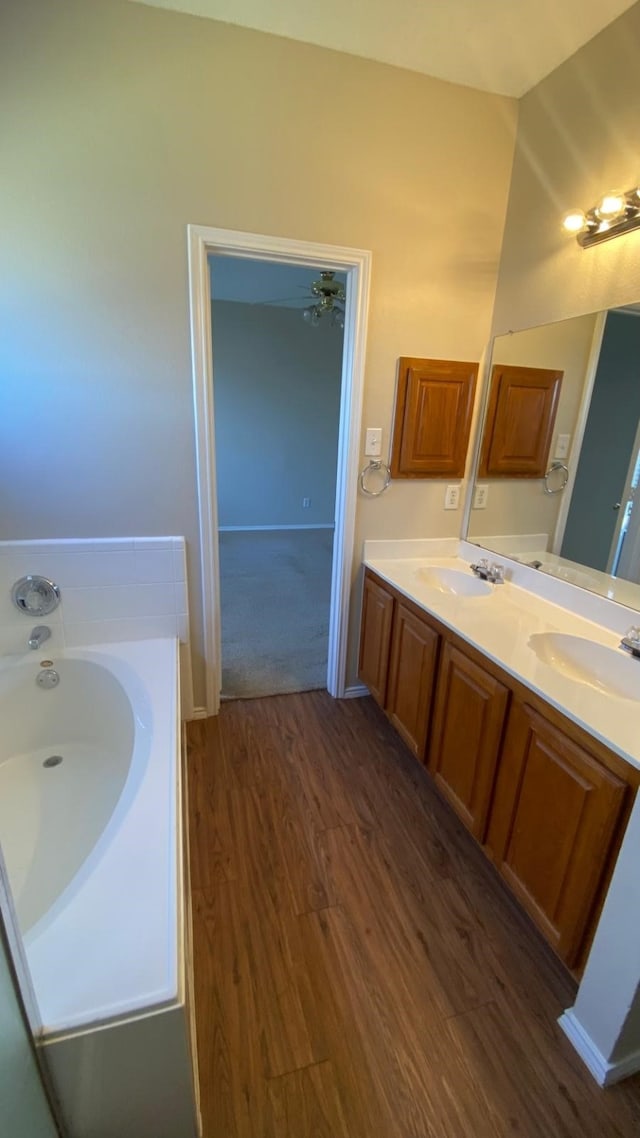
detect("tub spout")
(29, 625), (51, 650)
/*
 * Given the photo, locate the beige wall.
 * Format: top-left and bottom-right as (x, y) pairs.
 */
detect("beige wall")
(468, 313), (598, 548)
(0, 0), (517, 701)
(492, 3), (640, 336)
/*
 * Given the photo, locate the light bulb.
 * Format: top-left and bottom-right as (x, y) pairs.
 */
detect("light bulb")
(562, 209), (587, 233)
(595, 192), (625, 222)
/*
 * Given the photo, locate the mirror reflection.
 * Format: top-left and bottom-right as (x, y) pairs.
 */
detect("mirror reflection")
(467, 306), (640, 610)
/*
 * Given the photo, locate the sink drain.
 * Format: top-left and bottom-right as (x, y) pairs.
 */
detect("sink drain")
(43, 755), (63, 768)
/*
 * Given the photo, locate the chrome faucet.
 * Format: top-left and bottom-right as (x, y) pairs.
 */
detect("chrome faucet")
(29, 625), (51, 650)
(620, 626), (640, 658)
(470, 558), (505, 584)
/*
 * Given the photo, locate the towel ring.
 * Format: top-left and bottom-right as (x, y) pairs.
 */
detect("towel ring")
(544, 462), (569, 495)
(359, 460), (391, 497)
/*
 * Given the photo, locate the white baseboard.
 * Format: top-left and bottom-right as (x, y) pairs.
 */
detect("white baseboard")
(189, 707), (209, 720)
(558, 1009), (640, 1086)
(218, 524), (335, 532)
(342, 684), (369, 698)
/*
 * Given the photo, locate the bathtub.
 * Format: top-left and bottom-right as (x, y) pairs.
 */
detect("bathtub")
(0, 639), (200, 1137)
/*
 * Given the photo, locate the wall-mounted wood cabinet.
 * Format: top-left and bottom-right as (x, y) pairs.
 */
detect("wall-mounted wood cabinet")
(390, 357), (478, 479)
(358, 568), (637, 972)
(479, 364), (563, 477)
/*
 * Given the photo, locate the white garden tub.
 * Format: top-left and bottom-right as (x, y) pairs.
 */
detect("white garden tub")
(0, 639), (200, 1137)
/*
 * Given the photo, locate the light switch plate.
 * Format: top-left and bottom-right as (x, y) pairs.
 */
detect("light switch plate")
(365, 427), (383, 457)
(555, 433), (571, 460)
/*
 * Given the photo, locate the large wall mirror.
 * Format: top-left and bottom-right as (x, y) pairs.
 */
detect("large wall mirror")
(466, 305), (640, 611)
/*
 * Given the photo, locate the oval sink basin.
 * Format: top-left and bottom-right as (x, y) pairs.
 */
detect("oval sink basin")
(528, 632), (639, 701)
(414, 567), (492, 597)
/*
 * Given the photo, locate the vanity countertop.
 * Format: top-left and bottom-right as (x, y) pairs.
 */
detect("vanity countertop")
(364, 554), (640, 771)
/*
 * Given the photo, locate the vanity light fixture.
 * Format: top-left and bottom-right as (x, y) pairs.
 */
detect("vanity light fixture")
(562, 184), (640, 247)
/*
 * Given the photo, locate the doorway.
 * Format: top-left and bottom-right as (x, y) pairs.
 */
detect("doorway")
(188, 227), (371, 716)
(209, 256), (344, 698)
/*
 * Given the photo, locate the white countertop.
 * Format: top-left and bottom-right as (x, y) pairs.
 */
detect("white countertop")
(364, 553), (640, 771)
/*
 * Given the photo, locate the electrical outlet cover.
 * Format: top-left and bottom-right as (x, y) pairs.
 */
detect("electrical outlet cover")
(444, 484), (460, 510)
(473, 484), (489, 510)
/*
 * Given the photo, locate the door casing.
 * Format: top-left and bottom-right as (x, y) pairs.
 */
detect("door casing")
(187, 225), (371, 715)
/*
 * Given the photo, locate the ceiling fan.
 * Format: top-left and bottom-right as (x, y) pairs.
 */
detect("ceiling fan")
(256, 270), (346, 329)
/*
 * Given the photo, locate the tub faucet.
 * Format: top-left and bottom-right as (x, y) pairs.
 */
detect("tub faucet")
(29, 625), (51, 650)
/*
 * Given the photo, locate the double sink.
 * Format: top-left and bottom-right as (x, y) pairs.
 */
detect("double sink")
(406, 563), (639, 704)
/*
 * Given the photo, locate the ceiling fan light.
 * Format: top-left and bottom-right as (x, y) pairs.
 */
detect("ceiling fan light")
(303, 304), (321, 326)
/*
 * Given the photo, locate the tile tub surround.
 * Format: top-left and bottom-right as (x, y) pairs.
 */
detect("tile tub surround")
(0, 538), (192, 715)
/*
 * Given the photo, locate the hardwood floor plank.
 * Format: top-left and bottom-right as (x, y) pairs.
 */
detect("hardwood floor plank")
(187, 693), (640, 1138)
(266, 1061), (351, 1138)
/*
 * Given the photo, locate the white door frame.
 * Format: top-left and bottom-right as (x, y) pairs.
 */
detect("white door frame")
(187, 225), (371, 716)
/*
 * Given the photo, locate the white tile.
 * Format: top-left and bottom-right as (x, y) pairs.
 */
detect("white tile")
(0, 604), (63, 632)
(63, 615), (178, 647)
(134, 550), (175, 583)
(133, 537), (176, 551)
(173, 580), (188, 616)
(43, 551), (136, 589)
(62, 583), (177, 623)
(0, 624), (65, 658)
(172, 547), (186, 582)
(0, 538), (135, 555)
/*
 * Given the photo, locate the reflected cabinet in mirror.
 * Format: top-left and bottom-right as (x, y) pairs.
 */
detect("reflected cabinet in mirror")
(466, 306), (640, 611)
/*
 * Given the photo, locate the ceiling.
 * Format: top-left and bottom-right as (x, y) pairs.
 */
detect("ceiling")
(209, 256), (347, 308)
(128, 0), (636, 96)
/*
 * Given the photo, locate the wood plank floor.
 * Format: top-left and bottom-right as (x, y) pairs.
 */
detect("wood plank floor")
(187, 692), (640, 1138)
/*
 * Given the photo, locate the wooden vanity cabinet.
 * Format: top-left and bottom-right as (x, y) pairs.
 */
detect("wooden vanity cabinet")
(386, 601), (440, 758)
(358, 568), (638, 972)
(358, 571), (395, 706)
(486, 701), (628, 969)
(428, 642), (510, 841)
(359, 571), (440, 758)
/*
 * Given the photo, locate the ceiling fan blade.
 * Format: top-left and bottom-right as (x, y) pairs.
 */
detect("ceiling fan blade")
(251, 296), (312, 306)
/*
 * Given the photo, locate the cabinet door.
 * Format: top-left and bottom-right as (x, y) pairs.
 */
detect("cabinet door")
(487, 703), (627, 967)
(390, 357), (478, 478)
(428, 643), (509, 840)
(386, 602), (439, 758)
(479, 364), (563, 477)
(358, 573), (394, 707)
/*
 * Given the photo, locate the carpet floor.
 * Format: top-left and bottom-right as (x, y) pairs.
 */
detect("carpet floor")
(218, 529), (334, 699)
